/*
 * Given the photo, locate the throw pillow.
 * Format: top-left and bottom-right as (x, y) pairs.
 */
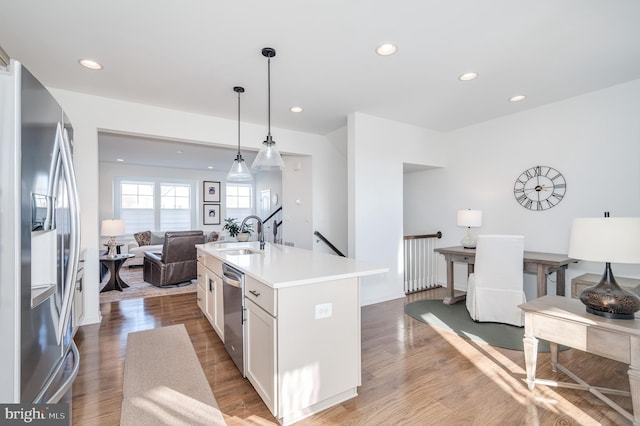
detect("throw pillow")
(134, 230), (151, 247)
(150, 232), (164, 245)
(207, 231), (219, 242)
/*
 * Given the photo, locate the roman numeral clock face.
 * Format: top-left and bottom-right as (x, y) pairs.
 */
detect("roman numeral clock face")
(513, 166), (566, 211)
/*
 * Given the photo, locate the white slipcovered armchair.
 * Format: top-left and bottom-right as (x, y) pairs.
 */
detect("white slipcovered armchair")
(465, 234), (526, 327)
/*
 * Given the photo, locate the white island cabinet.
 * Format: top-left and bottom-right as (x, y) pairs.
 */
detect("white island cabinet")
(195, 242), (387, 425)
(196, 249), (224, 340)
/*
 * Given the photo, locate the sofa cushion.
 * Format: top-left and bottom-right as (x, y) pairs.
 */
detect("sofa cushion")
(150, 232), (164, 245)
(134, 230), (151, 247)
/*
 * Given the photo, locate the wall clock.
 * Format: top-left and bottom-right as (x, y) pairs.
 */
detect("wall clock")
(513, 165), (566, 211)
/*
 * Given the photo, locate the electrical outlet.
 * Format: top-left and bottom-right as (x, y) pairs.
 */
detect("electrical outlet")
(315, 303), (332, 319)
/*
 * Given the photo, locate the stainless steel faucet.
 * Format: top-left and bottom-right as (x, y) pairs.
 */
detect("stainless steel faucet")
(241, 215), (264, 249)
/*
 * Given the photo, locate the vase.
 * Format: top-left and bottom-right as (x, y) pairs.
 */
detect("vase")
(236, 233), (250, 242)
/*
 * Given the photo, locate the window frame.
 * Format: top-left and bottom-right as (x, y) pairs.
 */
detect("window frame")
(114, 176), (197, 233)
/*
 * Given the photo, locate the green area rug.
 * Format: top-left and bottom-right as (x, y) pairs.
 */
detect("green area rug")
(405, 299), (560, 352)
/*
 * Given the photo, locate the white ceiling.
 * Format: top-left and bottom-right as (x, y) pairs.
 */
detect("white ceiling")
(2, 1), (640, 168)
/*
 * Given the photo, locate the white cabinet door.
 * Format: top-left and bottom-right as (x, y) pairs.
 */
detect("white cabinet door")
(245, 298), (277, 416)
(197, 254), (224, 341)
(211, 271), (224, 340)
(196, 262), (206, 314)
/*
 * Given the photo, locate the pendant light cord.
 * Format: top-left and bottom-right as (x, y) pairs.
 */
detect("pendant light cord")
(237, 89), (241, 157)
(267, 53), (272, 141)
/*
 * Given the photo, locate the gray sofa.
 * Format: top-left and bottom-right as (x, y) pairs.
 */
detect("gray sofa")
(125, 232), (165, 267)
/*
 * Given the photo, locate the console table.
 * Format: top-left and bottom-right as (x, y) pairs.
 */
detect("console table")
(434, 246), (576, 305)
(519, 295), (640, 425)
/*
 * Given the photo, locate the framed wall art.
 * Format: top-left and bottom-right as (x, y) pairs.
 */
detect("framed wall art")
(203, 204), (221, 225)
(203, 181), (220, 203)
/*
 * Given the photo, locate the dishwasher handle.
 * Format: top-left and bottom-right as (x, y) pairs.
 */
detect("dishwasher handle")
(222, 269), (243, 288)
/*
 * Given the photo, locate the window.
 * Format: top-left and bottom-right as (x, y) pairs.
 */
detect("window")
(226, 183), (253, 220)
(115, 178), (195, 233)
(226, 183), (252, 209)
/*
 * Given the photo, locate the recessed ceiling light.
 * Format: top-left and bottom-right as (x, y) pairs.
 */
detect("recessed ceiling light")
(509, 95), (527, 102)
(376, 43), (397, 56)
(116, 158), (124, 162)
(79, 59), (103, 70)
(207, 166), (214, 169)
(459, 72), (478, 81)
(290, 106), (303, 113)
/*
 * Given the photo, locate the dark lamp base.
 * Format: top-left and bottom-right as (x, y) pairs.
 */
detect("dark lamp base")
(585, 307), (635, 320)
(579, 263), (640, 321)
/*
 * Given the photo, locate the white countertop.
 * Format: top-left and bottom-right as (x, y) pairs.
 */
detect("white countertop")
(195, 242), (388, 289)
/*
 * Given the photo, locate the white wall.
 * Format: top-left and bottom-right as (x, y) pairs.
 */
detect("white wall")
(311, 126), (348, 255)
(282, 156), (313, 249)
(404, 79), (640, 299)
(348, 113), (447, 306)
(99, 161), (229, 237)
(51, 89), (342, 325)
(254, 170), (282, 242)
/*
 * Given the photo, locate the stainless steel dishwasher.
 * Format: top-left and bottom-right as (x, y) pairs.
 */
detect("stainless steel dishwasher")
(222, 263), (246, 376)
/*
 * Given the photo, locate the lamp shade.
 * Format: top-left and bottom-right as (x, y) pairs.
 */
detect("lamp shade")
(101, 219), (125, 236)
(227, 157), (253, 182)
(457, 209), (482, 228)
(252, 141), (285, 171)
(568, 217), (640, 264)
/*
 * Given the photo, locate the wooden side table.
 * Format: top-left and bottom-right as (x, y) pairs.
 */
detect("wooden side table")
(100, 254), (135, 292)
(519, 295), (640, 425)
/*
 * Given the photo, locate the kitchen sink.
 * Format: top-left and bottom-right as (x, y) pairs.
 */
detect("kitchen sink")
(220, 248), (261, 256)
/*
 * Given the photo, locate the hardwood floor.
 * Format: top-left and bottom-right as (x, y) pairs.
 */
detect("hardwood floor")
(72, 289), (633, 425)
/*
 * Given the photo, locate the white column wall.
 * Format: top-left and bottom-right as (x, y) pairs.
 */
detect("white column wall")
(348, 113), (447, 306)
(313, 126), (348, 255)
(282, 156), (313, 249)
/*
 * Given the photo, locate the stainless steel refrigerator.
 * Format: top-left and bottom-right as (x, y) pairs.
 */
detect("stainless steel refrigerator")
(0, 59), (81, 405)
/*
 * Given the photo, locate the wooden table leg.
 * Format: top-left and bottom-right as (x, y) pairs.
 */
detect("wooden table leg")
(536, 264), (547, 298)
(630, 337), (640, 426)
(443, 255), (467, 305)
(556, 267), (566, 296)
(523, 313), (539, 391)
(550, 342), (559, 372)
(115, 259), (130, 290)
(443, 255), (455, 304)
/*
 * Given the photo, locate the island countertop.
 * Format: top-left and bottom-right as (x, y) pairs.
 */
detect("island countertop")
(195, 241), (388, 289)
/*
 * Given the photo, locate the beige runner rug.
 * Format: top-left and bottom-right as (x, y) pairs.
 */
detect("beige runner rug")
(121, 324), (226, 425)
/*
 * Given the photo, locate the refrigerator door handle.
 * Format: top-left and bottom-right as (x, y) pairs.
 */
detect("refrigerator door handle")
(32, 340), (80, 404)
(54, 123), (81, 344)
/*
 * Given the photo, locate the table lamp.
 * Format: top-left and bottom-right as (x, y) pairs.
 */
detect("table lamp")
(457, 209), (482, 249)
(568, 213), (640, 319)
(101, 219), (125, 258)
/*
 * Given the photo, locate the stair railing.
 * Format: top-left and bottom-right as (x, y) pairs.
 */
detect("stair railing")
(313, 231), (346, 257)
(403, 231), (442, 294)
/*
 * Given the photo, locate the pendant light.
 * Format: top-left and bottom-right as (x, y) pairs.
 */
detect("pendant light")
(227, 86), (253, 182)
(251, 47), (286, 171)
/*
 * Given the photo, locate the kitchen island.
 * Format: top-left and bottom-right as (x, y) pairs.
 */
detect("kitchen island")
(195, 242), (387, 425)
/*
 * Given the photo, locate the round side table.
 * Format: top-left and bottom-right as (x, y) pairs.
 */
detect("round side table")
(100, 254), (135, 292)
